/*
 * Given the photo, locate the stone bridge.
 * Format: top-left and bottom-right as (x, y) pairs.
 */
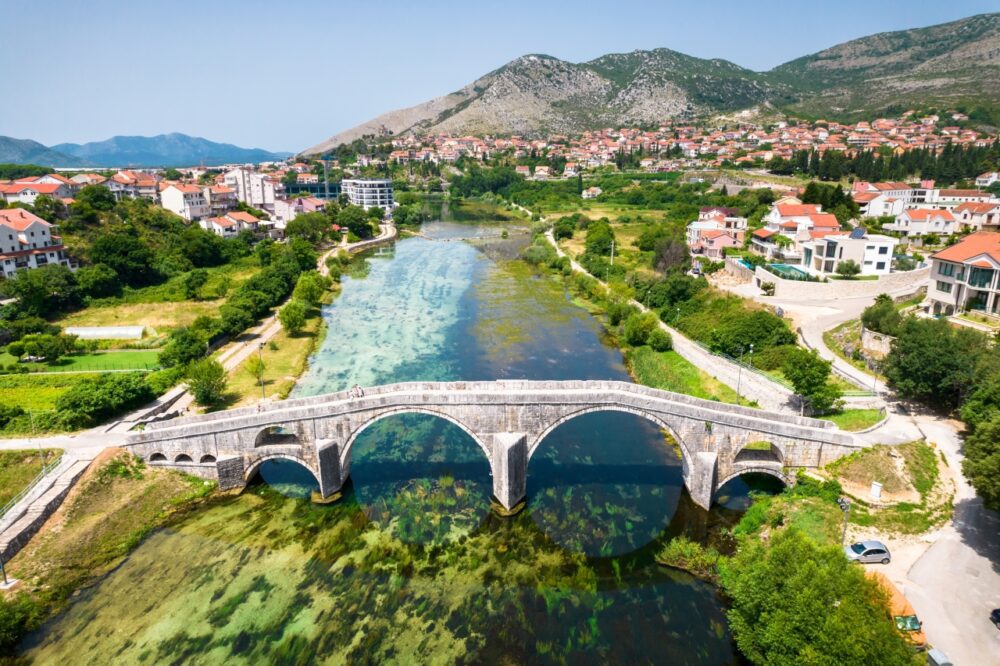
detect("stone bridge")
(125, 381), (863, 512)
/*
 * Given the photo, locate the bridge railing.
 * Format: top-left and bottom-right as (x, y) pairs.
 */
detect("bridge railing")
(0, 452), (64, 523)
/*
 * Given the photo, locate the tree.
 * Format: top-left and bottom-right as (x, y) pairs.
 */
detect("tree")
(884, 318), (988, 409)
(56, 373), (154, 427)
(338, 205), (373, 239)
(177, 227), (225, 267)
(187, 359), (227, 407)
(292, 271), (330, 306)
(861, 294), (901, 336)
(653, 235), (689, 274)
(182, 269), (209, 300)
(244, 355), (266, 386)
(285, 211), (329, 243)
(623, 311), (659, 346)
(0, 264), (81, 316)
(835, 259), (861, 279)
(279, 299), (307, 334)
(720, 529), (915, 666)
(90, 230), (157, 286)
(782, 347), (843, 413)
(159, 326), (208, 368)
(74, 185), (116, 211)
(162, 168), (183, 180)
(76, 263), (121, 299)
(584, 219), (615, 256)
(962, 414), (1000, 511)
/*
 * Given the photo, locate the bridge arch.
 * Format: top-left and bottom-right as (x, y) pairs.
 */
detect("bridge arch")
(149, 452), (167, 463)
(715, 466), (791, 491)
(734, 441), (784, 465)
(175, 454), (193, 463)
(243, 453), (321, 487)
(341, 407), (491, 468)
(528, 405), (694, 464)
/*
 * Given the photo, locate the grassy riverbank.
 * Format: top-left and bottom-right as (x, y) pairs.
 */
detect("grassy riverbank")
(0, 449), (62, 507)
(1, 451), (215, 656)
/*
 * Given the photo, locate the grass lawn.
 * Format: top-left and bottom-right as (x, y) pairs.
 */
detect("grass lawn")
(0, 350), (161, 373)
(824, 409), (884, 432)
(224, 311), (327, 409)
(626, 346), (742, 404)
(0, 449), (63, 507)
(56, 299), (226, 332)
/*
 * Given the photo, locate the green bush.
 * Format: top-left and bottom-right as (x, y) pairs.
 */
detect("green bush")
(55, 373), (154, 427)
(647, 327), (673, 352)
(623, 312), (659, 346)
(0, 592), (45, 656)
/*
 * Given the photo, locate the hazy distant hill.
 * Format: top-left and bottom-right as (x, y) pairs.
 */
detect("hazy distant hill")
(304, 13), (1000, 154)
(0, 136), (88, 167)
(52, 133), (292, 167)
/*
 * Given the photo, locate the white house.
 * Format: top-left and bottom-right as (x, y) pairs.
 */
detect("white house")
(0, 181), (74, 205)
(954, 202), (1000, 232)
(801, 229), (899, 277)
(927, 231), (1000, 316)
(0, 208), (73, 277)
(974, 172), (998, 188)
(885, 208), (957, 237)
(199, 211), (264, 238)
(224, 168), (285, 211)
(160, 184), (210, 221)
(582, 186), (602, 199)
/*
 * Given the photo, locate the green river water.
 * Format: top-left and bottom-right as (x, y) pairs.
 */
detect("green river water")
(23, 216), (772, 664)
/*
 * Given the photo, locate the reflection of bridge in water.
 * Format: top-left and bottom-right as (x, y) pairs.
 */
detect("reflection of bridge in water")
(127, 381), (863, 513)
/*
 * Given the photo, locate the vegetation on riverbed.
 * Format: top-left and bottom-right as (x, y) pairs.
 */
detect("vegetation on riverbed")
(0, 452), (214, 656)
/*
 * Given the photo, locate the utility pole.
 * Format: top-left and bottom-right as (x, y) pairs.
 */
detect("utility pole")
(258, 343), (266, 402)
(323, 155), (330, 201)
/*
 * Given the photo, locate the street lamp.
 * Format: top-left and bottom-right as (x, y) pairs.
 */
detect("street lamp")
(257, 343), (266, 402)
(0, 552), (8, 587)
(837, 496), (852, 545)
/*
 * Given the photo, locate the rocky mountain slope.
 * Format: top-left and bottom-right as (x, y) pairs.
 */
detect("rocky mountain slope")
(304, 13), (1000, 154)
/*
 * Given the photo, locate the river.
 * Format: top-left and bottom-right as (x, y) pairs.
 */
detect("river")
(24, 215), (771, 664)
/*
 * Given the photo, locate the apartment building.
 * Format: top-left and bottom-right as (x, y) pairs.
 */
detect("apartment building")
(927, 231), (1000, 316)
(341, 179), (394, 211)
(224, 168), (286, 212)
(203, 185), (238, 216)
(160, 184), (210, 221)
(0, 209), (73, 277)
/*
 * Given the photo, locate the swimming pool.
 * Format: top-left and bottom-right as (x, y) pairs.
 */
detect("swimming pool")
(767, 263), (814, 281)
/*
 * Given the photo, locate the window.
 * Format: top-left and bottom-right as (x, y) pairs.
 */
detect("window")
(878, 246), (888, 254)
(936, 280), (952, 293)
(938, 262), (955, 277)
(876, 262), (886, 271)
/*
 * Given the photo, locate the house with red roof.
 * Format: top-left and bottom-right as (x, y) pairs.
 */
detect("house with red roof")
(0, 209), (73, 277)
(927, 231), (1000, 316)
(954, 202), (1000, 232)
(199, 211), (265, 238)
(0, 181), (74, 205)
(160, 183), (210, 221)
(885, 208), (957, 238)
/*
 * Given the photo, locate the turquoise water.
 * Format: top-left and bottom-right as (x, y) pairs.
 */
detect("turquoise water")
(23, 218), (767, 664)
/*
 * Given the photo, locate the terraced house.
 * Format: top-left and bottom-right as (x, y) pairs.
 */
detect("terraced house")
(928, 231), (1000, 316)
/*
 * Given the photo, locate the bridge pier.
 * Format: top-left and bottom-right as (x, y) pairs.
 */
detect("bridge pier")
(490, 433), (527, 516)
(686, 452), (718, 511)
(313, 440), (349, 504)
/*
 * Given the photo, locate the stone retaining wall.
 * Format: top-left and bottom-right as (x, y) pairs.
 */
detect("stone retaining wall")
(753, 266), (929, 300)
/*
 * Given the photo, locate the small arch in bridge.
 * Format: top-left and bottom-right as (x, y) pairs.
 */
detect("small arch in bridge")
(200, 454), (217, 464)
(255, 425), (300, 447)
(715, 467), (792, 492)
(175, 454), (193, 463)
(244, 454), (320, 499)
(149, 453), (167, 462)
(341, 407), (490, 468)
(734, 441), (783, 465)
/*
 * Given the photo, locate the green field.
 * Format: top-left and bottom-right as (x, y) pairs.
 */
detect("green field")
(824, 409), (884, 432)
(626, 346), (742, 404)
(0, 350), (160, 373)
(0, 373), (107, 411)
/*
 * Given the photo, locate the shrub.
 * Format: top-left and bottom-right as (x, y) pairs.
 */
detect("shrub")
(55, 373), (154, 427)
(187, 359), (227, 407)
(647, 327), (673, 352)
(279, 299), (308, 334)
(623, 312), (659, 346)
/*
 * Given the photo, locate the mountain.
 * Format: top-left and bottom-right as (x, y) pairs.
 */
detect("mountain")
(304, 51), (790, 154)
(304, 13), (1000, 154)
(770, 13), (1000, 120)
(51, 133), (292, 167)
(0, 136), (90, 167)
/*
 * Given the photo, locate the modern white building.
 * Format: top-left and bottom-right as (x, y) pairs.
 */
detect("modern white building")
(224, 168), (285, 212)
(0, 209), (73, 277)
(160, 184), (210, 221)
(801, 229), (899, 277)
(341, 179), (394, 211)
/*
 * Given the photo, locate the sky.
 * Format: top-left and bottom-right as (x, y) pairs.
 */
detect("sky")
(1, 0), (996, 152)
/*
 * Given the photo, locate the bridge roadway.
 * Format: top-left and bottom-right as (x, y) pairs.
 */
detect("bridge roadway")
(125, 380), (863, 512)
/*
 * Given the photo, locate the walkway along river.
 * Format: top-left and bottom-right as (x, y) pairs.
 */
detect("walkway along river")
(23, 218), (778, 664)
